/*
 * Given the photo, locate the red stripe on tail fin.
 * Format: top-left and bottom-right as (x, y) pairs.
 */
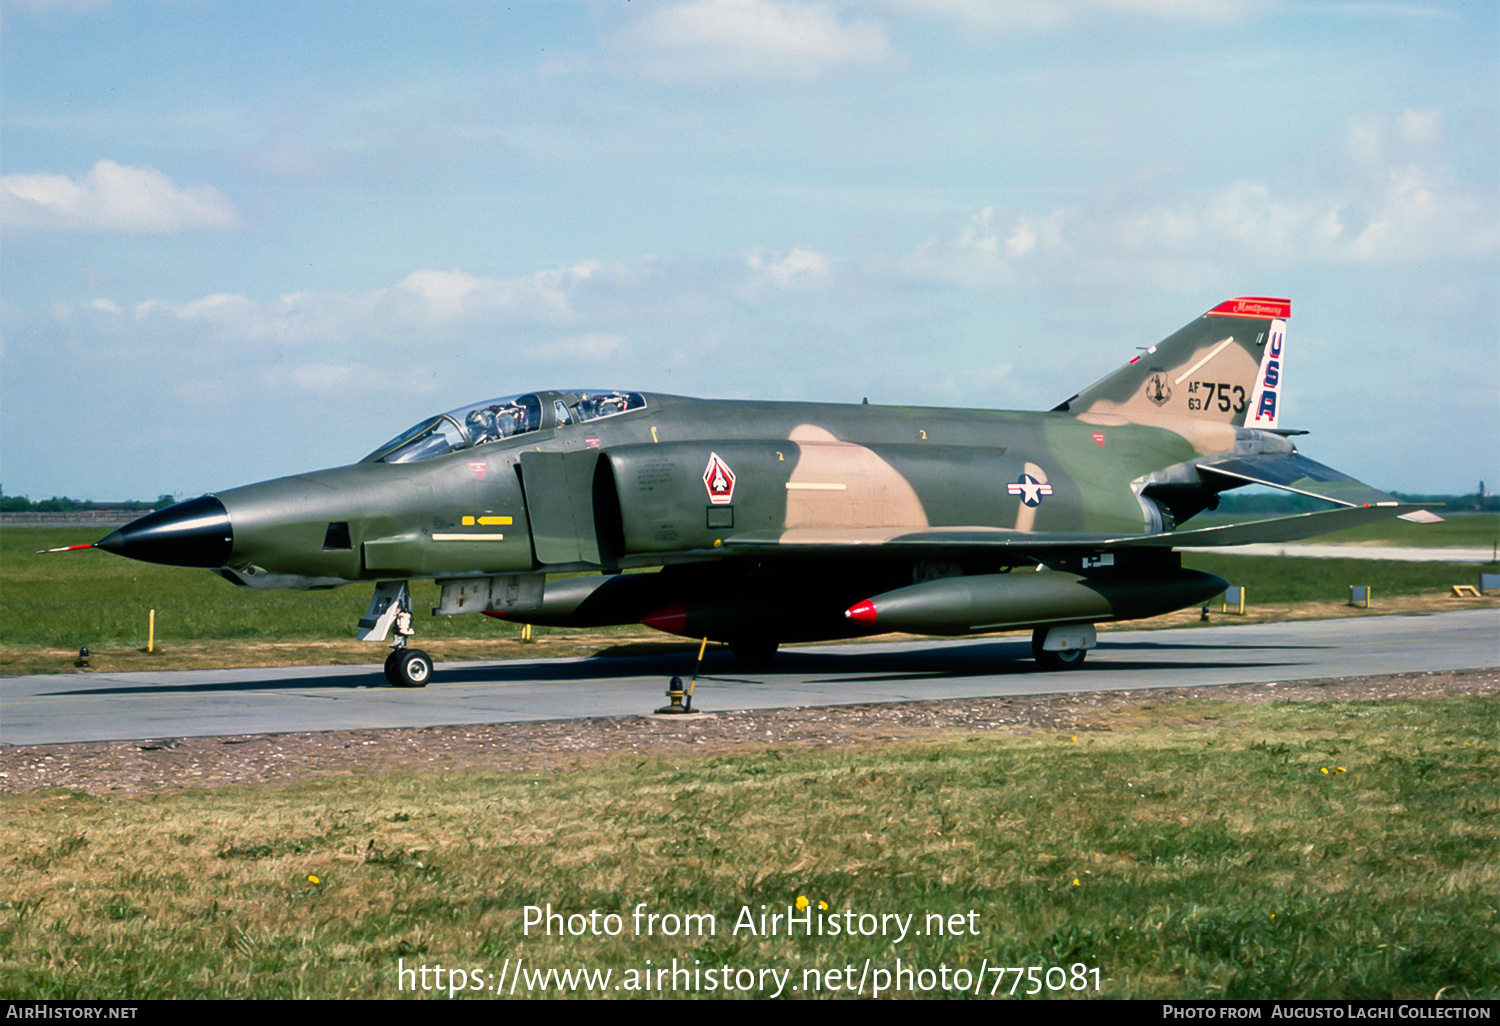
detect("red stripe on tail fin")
(1206, 297), (1291, 319)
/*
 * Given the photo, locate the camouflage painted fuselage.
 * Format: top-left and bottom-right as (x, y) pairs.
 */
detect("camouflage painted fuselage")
(97, 297), (1431, 656)
(219, 395), (1209, 581)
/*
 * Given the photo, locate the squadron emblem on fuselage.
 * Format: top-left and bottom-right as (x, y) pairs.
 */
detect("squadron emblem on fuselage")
(703, 452), (736, 505)
(1145, 371), (1172, 407)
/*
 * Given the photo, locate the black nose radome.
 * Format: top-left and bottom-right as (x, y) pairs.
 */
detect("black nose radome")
(96, 495), (233, 568)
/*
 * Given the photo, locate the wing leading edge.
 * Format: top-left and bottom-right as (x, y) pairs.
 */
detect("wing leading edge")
(723, 503), (1434, 556)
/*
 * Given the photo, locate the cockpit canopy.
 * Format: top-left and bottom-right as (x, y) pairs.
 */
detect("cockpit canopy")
(363, 390), (648, 464)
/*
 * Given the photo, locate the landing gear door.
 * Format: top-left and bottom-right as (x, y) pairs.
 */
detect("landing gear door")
(518, 450), (602, 566)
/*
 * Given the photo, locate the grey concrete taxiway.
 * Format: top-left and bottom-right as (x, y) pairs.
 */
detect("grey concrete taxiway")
(2, 608), (1496, 747)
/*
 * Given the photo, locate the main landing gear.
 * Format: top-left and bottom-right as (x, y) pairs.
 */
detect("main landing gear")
(358, 582), (434, 688)
(1031, 624), (1095, 671)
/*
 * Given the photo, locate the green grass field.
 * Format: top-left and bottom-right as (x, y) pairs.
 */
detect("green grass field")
(2, 694), (1495, 999)
(1309, 513), (1499, 549)
(1181, 552), (1492, 605)
(0, 527), (585, 650)
(1185, 511), (1499, 549)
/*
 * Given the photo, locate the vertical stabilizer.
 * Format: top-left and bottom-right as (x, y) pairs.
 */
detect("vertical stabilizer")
(1243, 312), (1286, 430)
(1058, 297), (1291, 428)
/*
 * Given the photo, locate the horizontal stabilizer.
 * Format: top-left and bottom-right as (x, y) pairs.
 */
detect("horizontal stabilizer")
(1199, 452), (1402, 508)
(723, 504), (1435, 555)
(1114, 504), (1436, 547)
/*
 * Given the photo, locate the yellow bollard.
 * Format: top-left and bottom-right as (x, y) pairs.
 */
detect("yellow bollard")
(148, 609), (156, 653)
(685, 636), (709, 711)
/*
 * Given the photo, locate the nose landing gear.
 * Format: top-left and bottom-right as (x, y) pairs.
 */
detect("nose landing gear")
(359, 582), (434, 688)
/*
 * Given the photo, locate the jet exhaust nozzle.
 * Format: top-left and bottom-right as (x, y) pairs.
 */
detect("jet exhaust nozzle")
(96, 495), (233, 568)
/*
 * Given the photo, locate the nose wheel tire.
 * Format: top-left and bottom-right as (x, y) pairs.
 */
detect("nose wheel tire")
(385, 648), (433, 688)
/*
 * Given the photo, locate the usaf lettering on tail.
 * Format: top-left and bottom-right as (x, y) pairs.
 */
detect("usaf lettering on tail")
(85, 297), (1440, 686)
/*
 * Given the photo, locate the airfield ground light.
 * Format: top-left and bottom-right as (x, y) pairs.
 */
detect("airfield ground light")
(657, 638), (711, 714)
(657, 676), (690, 715)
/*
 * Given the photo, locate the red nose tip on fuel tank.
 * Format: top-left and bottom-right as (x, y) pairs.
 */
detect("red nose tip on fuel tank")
(641, 604), (689, 636)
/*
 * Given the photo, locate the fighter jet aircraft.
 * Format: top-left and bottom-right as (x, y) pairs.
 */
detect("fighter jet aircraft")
(87, 297), (1437, 686)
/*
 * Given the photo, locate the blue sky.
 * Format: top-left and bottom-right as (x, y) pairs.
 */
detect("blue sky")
(3, 0), (1496, 501)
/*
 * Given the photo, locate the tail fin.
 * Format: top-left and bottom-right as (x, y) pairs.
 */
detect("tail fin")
(1057, 296), (1290, 429)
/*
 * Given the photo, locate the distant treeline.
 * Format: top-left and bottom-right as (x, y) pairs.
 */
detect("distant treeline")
(1215, 491), (1498, 514)
(1390, 493), (1500, 512)
(0, 489), (175, 513)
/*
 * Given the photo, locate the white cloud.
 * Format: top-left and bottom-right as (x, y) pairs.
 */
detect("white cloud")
(4, 0), (110, 14)
(902, 207), (1007, 288)
(264, 362), (387, 396)
(1312, 2), (1456, 19)
(76, 260), (630, 355)
(385, 263), (600, 326)
(127, 290), (375, 344)
(0, 160), (239, 233)
(1005, 219), (1039, 257)
(553, 332), (627, 359)
(880, 0), (1268, 33)
(174, 362), (428, 405)
(901, 109), (1495, 290)
(395, 269), (482, 321)
(614, 0), (897, 81)
(902, 206), (1070, 287)
(746, 247), (831, 287)
(1395, 108), (1442, 147)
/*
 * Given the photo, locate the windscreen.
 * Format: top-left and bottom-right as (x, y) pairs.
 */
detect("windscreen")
(362, 390), (647, 463)
(363, 394), (542, 463)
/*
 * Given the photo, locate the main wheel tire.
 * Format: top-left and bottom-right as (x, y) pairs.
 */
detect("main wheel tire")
(1031, 628), (1086, 670)
(390, 648), (433, 688)
(383, 650), (402, 686)
(729, 638), (779, 668)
